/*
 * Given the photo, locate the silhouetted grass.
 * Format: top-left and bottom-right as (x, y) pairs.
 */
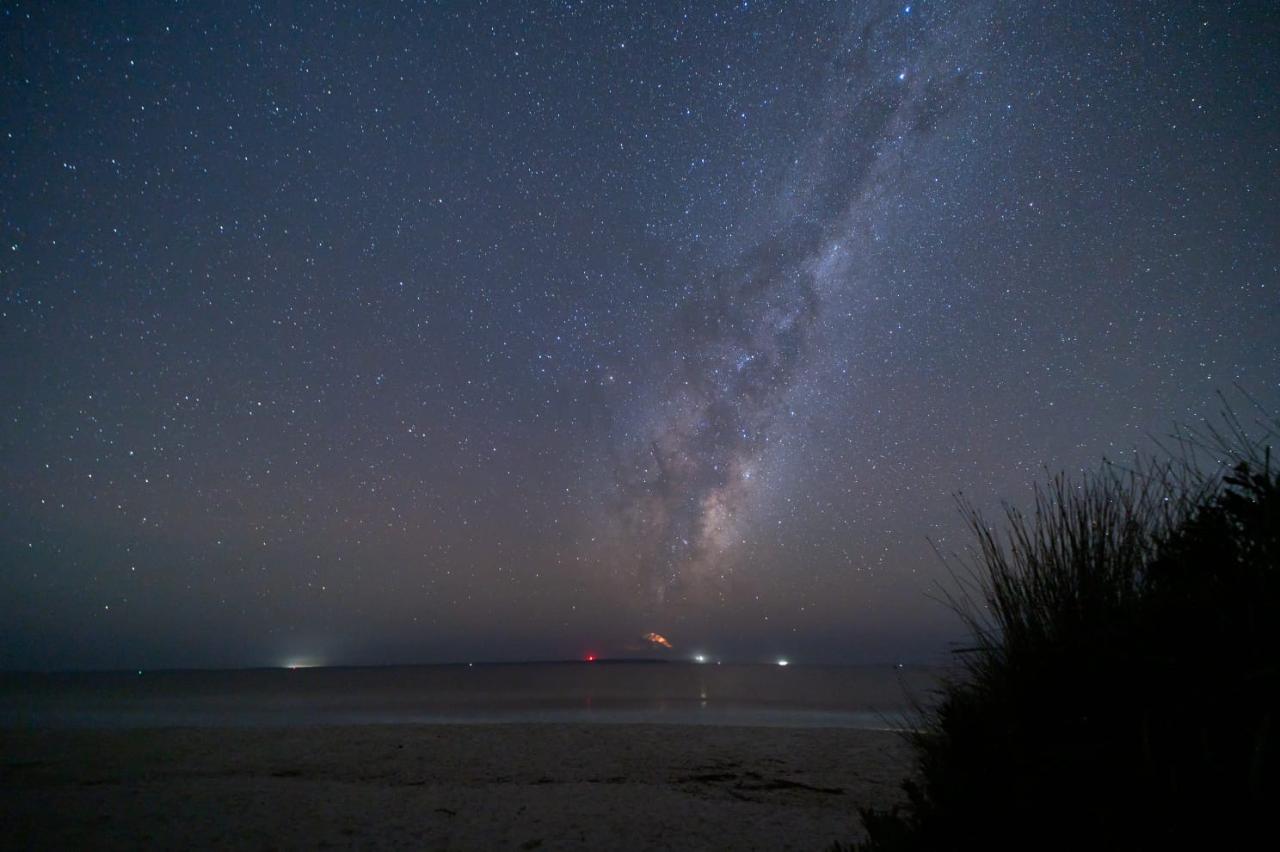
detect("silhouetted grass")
(853, 402), (1278, 850)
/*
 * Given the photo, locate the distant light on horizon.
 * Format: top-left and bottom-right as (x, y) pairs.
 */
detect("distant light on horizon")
(777, 658), (789, 667)
(693, 653), (707, 664)
(281, 657), (322, 670)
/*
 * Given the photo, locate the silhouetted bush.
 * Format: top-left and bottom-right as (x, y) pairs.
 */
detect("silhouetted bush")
(856, 407), (1277, 850)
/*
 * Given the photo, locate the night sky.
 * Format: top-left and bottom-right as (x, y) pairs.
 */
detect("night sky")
(2, 1), (1277, 670)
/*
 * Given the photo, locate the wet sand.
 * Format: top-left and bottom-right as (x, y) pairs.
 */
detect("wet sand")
(1, 723), (913, 850)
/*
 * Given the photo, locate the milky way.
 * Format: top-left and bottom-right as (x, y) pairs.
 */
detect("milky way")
(611, 3), (996, 601)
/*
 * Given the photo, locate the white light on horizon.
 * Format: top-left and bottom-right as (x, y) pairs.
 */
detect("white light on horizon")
(693, 654), (707, 664)
(281, 657), (321, 670)
(777, 658), (789, 667)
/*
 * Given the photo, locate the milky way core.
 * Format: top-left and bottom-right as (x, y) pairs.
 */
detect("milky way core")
(607, 3), (1000, 601)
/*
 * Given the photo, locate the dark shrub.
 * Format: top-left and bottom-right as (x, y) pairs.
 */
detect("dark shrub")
(857, 416), (1277, 850)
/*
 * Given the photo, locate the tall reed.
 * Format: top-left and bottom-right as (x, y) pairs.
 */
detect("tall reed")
(856, 403), (1277, 850)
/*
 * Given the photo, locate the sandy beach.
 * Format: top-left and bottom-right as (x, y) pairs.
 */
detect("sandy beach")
(1, 723), (912, 850)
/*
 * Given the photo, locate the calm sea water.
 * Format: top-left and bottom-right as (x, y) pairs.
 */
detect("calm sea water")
(0, 663), (939, 729)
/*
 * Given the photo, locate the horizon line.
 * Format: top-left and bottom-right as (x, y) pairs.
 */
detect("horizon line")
(0, 657), (935, 676)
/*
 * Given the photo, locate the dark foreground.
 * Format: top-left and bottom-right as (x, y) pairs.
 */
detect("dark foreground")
(0, 724), (911, 850)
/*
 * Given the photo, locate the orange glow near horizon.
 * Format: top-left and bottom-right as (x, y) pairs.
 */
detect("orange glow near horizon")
(644, 632), (673, 650)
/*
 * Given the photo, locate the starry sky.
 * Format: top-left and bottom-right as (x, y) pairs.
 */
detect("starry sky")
(2, 1), (1277, 670)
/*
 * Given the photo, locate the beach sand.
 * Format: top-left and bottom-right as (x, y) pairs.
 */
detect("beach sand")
(1, 724), (912, 850)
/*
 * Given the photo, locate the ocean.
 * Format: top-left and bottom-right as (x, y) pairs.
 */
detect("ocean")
(0, 662), (939, 729)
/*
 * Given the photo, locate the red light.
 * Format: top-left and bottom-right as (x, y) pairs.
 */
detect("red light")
(586, 654), (596, 662)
